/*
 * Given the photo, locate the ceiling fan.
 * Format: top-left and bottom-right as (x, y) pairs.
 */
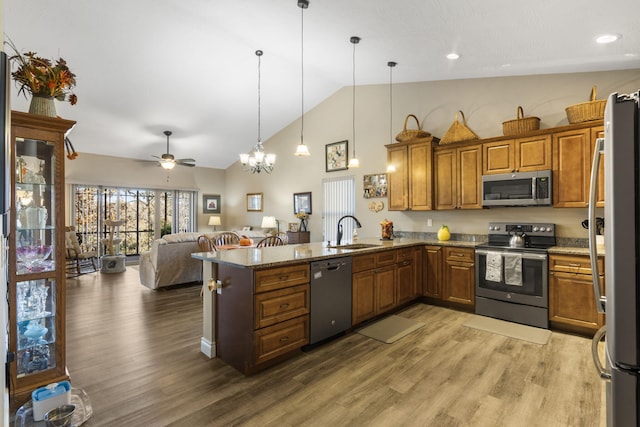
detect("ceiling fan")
(153, 130), (196, 169)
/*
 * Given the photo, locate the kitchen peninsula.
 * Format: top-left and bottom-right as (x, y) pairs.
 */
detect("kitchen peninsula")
(192, 238), (467, 375)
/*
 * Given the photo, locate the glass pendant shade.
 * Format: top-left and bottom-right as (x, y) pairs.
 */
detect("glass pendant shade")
(295, 143), (310, 156)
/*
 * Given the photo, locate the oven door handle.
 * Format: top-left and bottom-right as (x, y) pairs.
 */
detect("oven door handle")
(588, 137), (606, 314)
(475, 249), (547, 261)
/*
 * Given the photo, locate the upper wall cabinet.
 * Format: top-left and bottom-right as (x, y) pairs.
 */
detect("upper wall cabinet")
(386, 119), (603, 212)
(434, 143), (482, 210)
(552, 125), (604, 208)
(386, 137), (437, 211)
(483, 135), (552, 175)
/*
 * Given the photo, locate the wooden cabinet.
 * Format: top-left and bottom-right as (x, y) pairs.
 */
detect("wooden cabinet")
(553, 125), (604, 208)
(443, 247), (475, 308)
(483, 135), (551, 175)
(549, 254), (605, 335)
(352, 248), (421, 326)
(386, 138), (436, 211)
(422, 246), (443, 299)
(396, 247), (422, 305)
(286, 231), (310, 244)
(434, 143), (482, 210)
(422, 245), (474, 310)
(217, 263), (310, 375)
(352, 251), (397, 325)
(9, 112), (76, 408)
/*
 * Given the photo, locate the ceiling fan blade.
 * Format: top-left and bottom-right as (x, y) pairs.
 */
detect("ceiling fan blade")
(176, 158), (196, 167)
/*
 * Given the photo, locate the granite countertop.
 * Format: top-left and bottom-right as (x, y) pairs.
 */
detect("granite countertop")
(548, 246), (605, 257)
(191, 237), (475, 269)
(191, 237), (604, 269)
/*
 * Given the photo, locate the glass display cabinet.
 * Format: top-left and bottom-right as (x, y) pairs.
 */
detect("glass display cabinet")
(9, 111), (76, 409)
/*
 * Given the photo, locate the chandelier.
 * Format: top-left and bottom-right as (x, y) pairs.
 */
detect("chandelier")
(240, 50), (276, 174)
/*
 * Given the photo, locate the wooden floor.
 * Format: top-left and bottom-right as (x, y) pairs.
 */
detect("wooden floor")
(64, 267), (606, 427)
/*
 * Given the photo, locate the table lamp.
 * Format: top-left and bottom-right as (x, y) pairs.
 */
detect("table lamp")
(208, 216), (221, 231)
(261, 216), (278, 235)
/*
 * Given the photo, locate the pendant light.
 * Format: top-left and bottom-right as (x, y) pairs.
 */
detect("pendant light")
(294, 0), (311, 157)
(348, 36), (361, 168)
(386, 61), (397, 173)
(240, 50), (276, 174)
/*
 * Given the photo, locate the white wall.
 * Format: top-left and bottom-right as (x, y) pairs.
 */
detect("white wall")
(225, 69), (640, 240)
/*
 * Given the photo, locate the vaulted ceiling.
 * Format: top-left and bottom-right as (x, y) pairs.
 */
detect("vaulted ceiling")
(4, 0), (639, 168)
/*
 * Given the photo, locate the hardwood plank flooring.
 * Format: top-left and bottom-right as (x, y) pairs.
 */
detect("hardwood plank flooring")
(64, 267), (605, 426)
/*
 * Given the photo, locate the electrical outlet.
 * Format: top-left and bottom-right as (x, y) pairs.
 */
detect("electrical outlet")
(427, 219), (433, 227)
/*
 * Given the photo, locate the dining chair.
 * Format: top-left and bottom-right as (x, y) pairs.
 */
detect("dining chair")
(197, 235), (217, 252)
(256, 236), (284, 247)
(214, 232), (240, 246)
(275, 231), (288, 245)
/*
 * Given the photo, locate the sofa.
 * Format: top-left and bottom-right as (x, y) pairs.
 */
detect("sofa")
(138, 230), (268, 290)
(139, 232), (214, 290)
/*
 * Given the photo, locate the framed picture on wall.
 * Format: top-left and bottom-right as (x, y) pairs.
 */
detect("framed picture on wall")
(293, 192), (312, 215)
(363, 174), (388, 198)
(246, 193), (263, 212)
(326, 140), (348, 172)
(203, 194), (221, 213)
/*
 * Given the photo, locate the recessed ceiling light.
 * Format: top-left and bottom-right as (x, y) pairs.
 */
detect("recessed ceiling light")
(446, 53), (460, 60)
(596, 34), (621, 44)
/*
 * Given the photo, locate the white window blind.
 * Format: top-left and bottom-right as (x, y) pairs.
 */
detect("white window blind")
(322, 176), (355, 244)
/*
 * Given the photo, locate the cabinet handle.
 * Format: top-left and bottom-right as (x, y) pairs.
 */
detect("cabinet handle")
(279, 275), (289, 281)
(279, 303), (290, 309)
(568, 263), (581, 267)
(280, 336), (289, 343)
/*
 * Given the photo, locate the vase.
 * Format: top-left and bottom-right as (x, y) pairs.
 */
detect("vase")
(29, 95), (56, 118)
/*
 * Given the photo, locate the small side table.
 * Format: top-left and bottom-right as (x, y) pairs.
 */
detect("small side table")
(286, 231), (310, 244)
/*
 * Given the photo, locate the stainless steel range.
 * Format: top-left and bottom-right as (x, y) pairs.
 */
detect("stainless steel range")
(475, 222), (556, 329)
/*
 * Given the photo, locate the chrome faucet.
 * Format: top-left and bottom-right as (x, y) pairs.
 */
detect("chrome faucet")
(336, 215), (362, 245)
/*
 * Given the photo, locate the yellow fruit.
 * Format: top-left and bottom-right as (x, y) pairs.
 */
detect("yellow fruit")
(437, 225), (450, 241)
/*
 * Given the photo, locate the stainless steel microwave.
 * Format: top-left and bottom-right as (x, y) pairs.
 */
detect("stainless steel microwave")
(481, 170), (552, 207)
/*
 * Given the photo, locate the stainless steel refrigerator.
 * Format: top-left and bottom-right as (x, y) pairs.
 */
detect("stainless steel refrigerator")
(589, 90), (640, 426)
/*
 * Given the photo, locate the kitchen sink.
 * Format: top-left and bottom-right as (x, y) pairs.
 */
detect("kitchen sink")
(326, 243), (381, 250)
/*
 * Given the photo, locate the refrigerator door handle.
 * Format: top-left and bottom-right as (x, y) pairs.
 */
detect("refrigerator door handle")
(591, 325), (611, 379)
(588, 137), (606, 313)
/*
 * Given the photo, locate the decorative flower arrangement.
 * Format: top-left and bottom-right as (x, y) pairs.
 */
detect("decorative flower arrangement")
(296, 211), (309, 231)
(6, 39), (77, 105)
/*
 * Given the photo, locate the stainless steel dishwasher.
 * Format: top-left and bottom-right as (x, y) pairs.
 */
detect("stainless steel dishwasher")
(309, 257), (352, 345)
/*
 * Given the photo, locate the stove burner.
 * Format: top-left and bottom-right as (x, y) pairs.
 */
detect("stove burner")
(484, 222), (556, 251)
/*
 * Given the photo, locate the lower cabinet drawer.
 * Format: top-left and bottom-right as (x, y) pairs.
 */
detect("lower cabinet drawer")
(254, 316), (309, 365)
(254, 284), (310, 329)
